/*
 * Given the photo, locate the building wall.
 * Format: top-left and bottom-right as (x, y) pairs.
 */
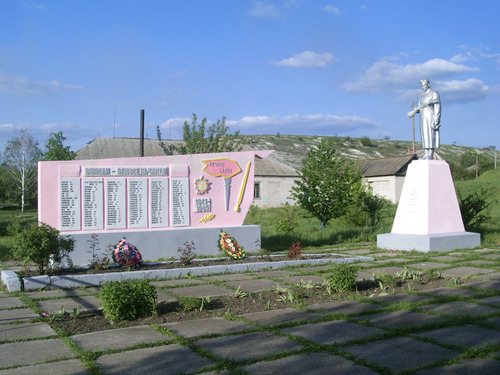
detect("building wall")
(253, 176), (297, 208)
(364, 175), (406, 203)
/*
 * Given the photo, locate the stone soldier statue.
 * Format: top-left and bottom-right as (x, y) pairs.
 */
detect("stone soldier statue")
(407, 79), (441, 160)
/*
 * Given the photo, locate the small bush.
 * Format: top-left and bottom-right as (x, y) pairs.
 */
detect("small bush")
(458, 190), (490, 231)
(287, 242), (302, 259)
(177, 296), (202, 311)
(360, 136), (373, 147)
(327, 263), (357, 292)
(13, 222), (75, 275)
(178, 241), (196, 266)
(98, 279), (157, 324)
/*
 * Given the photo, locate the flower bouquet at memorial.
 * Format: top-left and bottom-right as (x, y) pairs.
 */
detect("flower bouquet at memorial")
(112, 239), (142, 267)
(218, 230), (245, 260)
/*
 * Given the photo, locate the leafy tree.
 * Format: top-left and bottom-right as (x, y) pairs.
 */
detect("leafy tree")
(3, 129), (42, 212)
(13, 222), (75, 275)
(157, 113), (243, 155)
(42, 131), (76, 161)
(291, 137), (365, 230)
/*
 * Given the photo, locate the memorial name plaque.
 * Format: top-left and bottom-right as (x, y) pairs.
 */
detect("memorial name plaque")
(83, 178), (104, 230)
(150, 178), (169, 227)
(171, 177), (189, 226)
(106, 178), (126, 229)
(128, 178), (147, 228)
(60, 178), (81, 231)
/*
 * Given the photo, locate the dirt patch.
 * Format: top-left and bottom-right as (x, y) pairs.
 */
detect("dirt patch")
(49, 275), (453, 336)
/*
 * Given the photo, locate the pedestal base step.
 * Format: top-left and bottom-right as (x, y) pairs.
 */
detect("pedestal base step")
(377, 232), (480, 252)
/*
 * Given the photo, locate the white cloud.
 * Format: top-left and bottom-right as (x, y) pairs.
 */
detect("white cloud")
(323, 4), (342, 15)
(226, 113), (377, 135)
(396, 78), (489, 104)
(0, 71), (84, 96)
(343, 58), (479, 94)
(275, 51), (337, 67)
(248, 1), (282, 19)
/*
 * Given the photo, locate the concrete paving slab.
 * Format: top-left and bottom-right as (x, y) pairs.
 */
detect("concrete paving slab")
(0, 338), (74, 369)
(440, 266), (497, 277)
(0, 359), (89, 375)
(277, 275), (325, 285)
(292, 265), (334, 273)
(363, 266), (405, 276)
(342, 336), (459, 372)
(356, 271), (375, 281)
(413, 359), (500, 375)
(419, 287), (480, 297)
(307, 300), (381, 315)
(483, 254), (500, 260)
(160, 317), (252, 338)
(0, 322), (56, 341)
(355, 310), (445, 329)
(282, 320), (384, 345)
(372, 293), (434, 305)
(24, 289), (91, 299)
(486, 317), (500, 329)
(200, 273), (255, 281)
(156, 290), (177, 304)
(150, 278), (205, 287)
(375, 258), (408, 263)
(372, 252), (402, 258)
(465, 260), (498, 265)
(96, 343), (213, 375)
(195, 331), (301, 362)
(353, 263), (375, 268)
(36, 296), (101, 314)
(167, 284), (234, 297)
(462, 280), (500, 291)
(251, 270), (294, 277)
(480, 272), (500, 280)
(0, 297), (24, 309)
(415, 325), (500, 347)
(240, 308), (323, 326)
(421, 301), (499, 316)
(343, 250), (373, 255)
(473, 248), (500, 253)
(225, 279), (284, 293)
(0, 308), (39, 323)
(433, 255), (461, 262)
(242, 352), (377, 375)
(71, 325), (168, 351)
(477, 295), (500, 306)
(406, 262), (450, 270)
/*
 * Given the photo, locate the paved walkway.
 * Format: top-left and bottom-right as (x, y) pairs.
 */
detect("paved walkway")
(2, 247), (500, 374)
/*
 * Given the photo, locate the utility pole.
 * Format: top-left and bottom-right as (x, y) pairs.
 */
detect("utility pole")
(476, 154), (479, 179)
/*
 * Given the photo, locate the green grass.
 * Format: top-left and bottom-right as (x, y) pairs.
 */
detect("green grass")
(0, 204), (37, 260)
(455, 167), (500, 244)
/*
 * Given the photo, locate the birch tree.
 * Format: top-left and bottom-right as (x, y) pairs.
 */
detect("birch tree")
(3, 129), (42, 212)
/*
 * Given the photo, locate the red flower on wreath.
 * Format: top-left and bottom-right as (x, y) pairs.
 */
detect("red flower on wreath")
(218, 230), (245, 260)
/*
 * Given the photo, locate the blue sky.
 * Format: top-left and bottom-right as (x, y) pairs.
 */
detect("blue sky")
(1, 0), (499, 154)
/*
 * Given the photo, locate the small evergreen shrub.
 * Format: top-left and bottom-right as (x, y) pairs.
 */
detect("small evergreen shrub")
(98, 279), (157, 324)
(327, 263), (357, 292)
(13, 222), (75, 275)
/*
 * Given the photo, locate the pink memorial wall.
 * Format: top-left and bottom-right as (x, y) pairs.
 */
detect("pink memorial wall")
(38, 150), (273, 265)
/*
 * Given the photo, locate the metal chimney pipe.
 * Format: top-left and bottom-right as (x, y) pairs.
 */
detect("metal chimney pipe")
(140, 109), (145, 157)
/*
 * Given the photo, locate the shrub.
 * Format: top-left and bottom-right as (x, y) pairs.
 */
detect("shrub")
(287, 242), (302, 259)
(99, 279), (157, 324)
(360, 136), (373, 147)
(178, 241), (196, 266)
(327, 263), (357, 292)
(13, 222), (74, 275)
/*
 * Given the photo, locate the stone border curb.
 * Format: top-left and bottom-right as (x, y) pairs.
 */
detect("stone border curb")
(2, 255), (373, 292)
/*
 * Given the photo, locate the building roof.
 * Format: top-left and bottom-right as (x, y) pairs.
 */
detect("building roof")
(357, 154), (418, 177)
(75, 137), (298, 177)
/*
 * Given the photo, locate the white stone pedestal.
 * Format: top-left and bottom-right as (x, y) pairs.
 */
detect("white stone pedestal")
(377, 160), (480, 252)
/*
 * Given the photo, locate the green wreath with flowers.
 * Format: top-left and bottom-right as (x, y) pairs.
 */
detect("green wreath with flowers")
(218, 230), (245, 260)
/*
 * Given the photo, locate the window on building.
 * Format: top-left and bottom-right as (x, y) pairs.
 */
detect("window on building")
(254, 182), (261, 199)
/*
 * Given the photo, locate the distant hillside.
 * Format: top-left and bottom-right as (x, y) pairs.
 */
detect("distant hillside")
(241, 134), (497, 170)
